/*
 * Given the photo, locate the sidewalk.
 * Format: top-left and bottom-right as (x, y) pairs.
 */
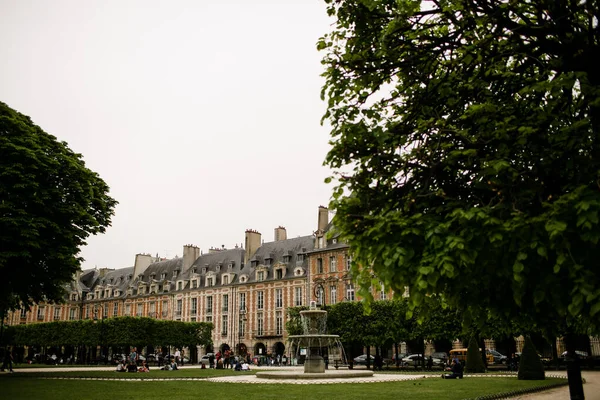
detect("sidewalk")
(515, 371), (600, 400)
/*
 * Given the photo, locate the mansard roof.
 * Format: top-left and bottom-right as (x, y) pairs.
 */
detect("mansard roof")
(246, 235), (314, 283)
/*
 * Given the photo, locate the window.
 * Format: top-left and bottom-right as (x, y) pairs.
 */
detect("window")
(126, 304), (131, 316)
(222, 294), (229, 312)
(207, 277), (213, 287)
(206, 316), (212, 323)
(257, 271), (265, 281)
(69, 308), (76, 320)
(176, 299), (182, 318)
(37, 307), (45, 320)
(173, 270), (178, 279)
(20, 308), (27, 319)
(191, 280), (197, 289)
(265, 258), (272, 266)
(113, 302), (118, 316)
(346, 256), (352, 271)
(54, 307), (61, 320)
(276, 289), (283, 308)
(316, 286), (324, 306)
(257, 313), (264, 336)
(149, 301), (156, 317)
(297, 254), (305, 262)
(85, 306), (90, 319)
(276, 269), (283, 279)
(330, 285), (337, 305)
(71, 293), (77, 301)
(283, 255), (291, 263)
(329, 256), (337, 272)
(239, 316), (245, 336)
(380, 282), (387, 300)
(104, 304), (108, 317)
(161, 273), (166, 280)
(137, 304), (143, 317)
(346, 283), (355, 301)
(191, 298), (197, 315)
(221, 315), (228, 335)
(295, 287), (303, 306)
(206, 296), (213, 314)
(276, 311), (283, 335)
(223, 275), (229, 285)
(239, 293), (246, 312)
(177, 282), (183, 290)
(317, 258), (323, 274)
(257, 291), (264, 310)
(162, 300), (168, 317)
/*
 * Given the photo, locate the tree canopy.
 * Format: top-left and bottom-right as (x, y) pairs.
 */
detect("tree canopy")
(320, 0), (600, 334)
(0, 102), (117, 312)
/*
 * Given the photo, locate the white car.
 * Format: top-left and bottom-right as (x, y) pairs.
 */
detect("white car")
(401, 354), (443, 367)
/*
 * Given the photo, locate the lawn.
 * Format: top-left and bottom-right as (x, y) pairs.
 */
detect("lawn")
(0, 370), (567, 400)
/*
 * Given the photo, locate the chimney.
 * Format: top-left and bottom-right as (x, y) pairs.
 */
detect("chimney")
(274, 226), (287, 241)
(133, 253), (157, 277)
(318, 206), (329, 232)
(244, 229), (261, 264)
(183, 244), (200, 272)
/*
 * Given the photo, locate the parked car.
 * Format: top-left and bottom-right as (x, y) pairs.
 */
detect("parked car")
(200, 353), (215, 366)
(402, 354), (444, 367)
(431, 352), (449, 364)
(487, 350), (507, 364)
(353, 354), (375, 365)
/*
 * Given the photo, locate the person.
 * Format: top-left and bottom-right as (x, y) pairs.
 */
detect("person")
(442, 359), (464, 379)
(51, 353), (58, 365)
(170, 358), (178, 370)
(174, 348), (181, 365)
(426, 356), (433, 370)
(138, 360), (149, 372)
(234, 360), (242, 371)
(209, 353), (215, 369)
(241, 361), (250, 371)
(1, 349), (14, 373)
(282, 354), (287, 366)
(129, 347), (138, 367)
(116, 360), (126, 372)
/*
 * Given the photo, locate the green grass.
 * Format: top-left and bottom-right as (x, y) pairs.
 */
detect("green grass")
(0, 371), (566, 400)
(5, 368), (249, 379)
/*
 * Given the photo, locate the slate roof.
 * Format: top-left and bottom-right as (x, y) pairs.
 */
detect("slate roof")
(245, 235), (315, 283)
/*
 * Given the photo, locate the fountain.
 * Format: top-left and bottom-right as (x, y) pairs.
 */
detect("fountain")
(255, 301), (374, 380)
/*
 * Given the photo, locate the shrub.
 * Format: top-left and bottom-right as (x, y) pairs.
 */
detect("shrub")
(518, 336), (545, 380)
(465, 337), (486, 373)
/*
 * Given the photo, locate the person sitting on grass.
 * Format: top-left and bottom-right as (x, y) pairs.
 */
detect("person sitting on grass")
(138, 360), (149, 372)
(116, 360), (126, 372)
(241, 362), (250, 371)
(442, 359), (463, 379)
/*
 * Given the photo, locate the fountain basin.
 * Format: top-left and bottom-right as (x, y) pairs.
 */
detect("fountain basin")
(256, 369), (374, 380)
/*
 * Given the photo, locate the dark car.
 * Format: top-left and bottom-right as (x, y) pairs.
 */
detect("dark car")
(353, 354), (375, 365)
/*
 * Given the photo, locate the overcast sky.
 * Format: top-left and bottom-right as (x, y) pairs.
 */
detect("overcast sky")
(0, 0), (335, 270)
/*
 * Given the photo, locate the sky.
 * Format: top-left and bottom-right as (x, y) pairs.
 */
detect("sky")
(0, 0), (336, 270)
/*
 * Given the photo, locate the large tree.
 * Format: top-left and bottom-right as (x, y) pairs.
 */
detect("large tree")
(320, 0), (599, 390)
(0, 102), (117, 312)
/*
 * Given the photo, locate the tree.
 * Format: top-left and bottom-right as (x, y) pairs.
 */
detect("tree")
(518, 336), (545, 380)
(0, 102), (117, 312)
(465, 336), (485, 373)
(321, 0), (600, 349)
(320, 0), (599, 393)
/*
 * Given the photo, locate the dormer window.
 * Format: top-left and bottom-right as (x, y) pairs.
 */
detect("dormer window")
(223, 275), (229, 285)
(216, 264), (221, 272)
(240, 275), (247, 283)
(172, 270), (178, 279)
(251, 260), (258, 268)
(228, 263), (233, 270)
(297, 254), (305, 262)
(191, 267), (197, 274)
(71, 293), (77, 301)
(161, 273), (166, 280)
(283, 255), (291, 263)
(177, 282), (183, 290)
(265, 256), (272, 266)
(207, 277), (214, 287)
(276, 269), (283, 279)
(128, 274), (133, 280)
(202, 267), (207, 274)
(150, 273), (156, 280)
(257, 271), (265, 281)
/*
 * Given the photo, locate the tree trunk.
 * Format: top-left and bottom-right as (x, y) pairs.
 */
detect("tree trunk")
(564, 333), (585, 400)
(366, 346), (371, 370)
